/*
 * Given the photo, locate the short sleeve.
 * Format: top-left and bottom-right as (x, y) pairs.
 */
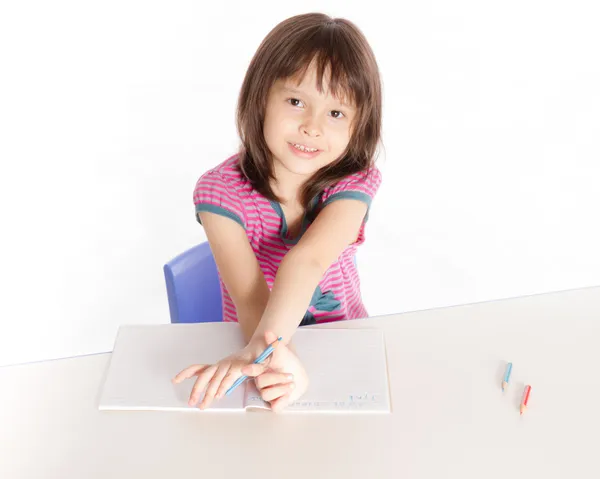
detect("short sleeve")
(321, 166), (382, 222)
(193, 170), (246, 229)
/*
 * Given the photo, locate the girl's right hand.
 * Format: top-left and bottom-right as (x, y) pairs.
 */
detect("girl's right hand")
(242, 331), (309, 412)
(172, 333), (271, 409)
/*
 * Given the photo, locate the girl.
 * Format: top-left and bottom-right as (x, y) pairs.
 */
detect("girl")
(172, 12), (383, 412)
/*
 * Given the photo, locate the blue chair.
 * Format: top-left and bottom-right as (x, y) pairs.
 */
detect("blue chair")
(163, 241), (223, 323)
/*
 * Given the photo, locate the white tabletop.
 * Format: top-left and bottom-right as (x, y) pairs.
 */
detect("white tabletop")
(2, 286), (599, 479)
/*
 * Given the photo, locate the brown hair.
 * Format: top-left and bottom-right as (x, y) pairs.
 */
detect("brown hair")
(235, 12), (383, 210)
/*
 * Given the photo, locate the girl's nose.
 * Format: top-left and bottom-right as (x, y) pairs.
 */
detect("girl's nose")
(301, 118), (322, 137)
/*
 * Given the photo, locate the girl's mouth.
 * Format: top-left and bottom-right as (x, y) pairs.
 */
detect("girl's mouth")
(288, 142), (322, 159)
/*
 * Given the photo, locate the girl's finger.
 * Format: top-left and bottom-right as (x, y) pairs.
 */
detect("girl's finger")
(269, 393), (292, 413)
(172, 364), (208, 384)
(199, 365), (229, 409)
(188, 365), (217, 406)
(263, 330), (279, 345)
(255, 372), (294, 390)
(260, 382), (295, 402)
(215, 369), (243, 398)
(241, 363), (267, 377)
(241, 353), (277, 376)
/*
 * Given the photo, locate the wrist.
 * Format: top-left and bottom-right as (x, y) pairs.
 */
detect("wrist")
(246, 334), (268, 358)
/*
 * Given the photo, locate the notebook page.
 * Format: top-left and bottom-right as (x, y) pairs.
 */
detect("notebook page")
(244, 328), (390, 413)
(98, 322), (247, 411)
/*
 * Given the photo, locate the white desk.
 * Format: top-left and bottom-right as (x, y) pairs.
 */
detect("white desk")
(2, 287), (599, 479)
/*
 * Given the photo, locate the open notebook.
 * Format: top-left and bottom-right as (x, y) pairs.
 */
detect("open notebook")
(98, 322), (390, 413)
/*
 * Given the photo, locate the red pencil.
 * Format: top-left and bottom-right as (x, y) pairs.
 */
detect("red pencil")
(520, 385), (531, 415)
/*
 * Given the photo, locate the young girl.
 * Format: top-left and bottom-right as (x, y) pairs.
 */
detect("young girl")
(172, 12), (383, 412)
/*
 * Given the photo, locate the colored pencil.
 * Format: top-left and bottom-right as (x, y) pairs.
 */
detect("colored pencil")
(502, 362), (513, 391)
(225, 336), (283, 396)
(520, 385), (531, 415)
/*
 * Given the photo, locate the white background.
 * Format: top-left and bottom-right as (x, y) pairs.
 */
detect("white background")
(1, 0), (598, 367)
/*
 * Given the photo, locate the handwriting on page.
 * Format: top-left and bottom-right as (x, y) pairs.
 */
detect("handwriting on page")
(288, 393), (381, 409)
(247, 393), (380, 409)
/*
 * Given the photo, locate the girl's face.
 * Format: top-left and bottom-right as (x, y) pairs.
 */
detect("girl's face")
(263, 61), (357, 182)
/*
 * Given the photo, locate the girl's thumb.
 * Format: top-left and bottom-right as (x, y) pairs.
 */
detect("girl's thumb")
(264, 330), (278, 344)
(241, 363), (266, 377)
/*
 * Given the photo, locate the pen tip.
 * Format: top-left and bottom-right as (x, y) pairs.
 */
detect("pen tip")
(277, 336), (283, 341)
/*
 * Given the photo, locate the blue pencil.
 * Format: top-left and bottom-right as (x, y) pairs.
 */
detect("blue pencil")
(502, 362), (512, 391)
(225, 336), (283, 396)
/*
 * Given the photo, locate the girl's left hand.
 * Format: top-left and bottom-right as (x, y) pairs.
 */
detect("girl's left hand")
(241, 331), (309, 412)
(172, 339), (266, 410)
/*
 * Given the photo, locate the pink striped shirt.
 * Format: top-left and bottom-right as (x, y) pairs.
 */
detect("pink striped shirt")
(193, 153), (382, 326)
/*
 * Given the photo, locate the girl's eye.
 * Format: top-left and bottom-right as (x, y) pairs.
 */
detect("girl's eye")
(287, 98), (345, 120)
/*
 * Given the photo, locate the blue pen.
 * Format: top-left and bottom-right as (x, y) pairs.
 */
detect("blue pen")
(225, 336), (283, 396)
(502, 362), (512, 391)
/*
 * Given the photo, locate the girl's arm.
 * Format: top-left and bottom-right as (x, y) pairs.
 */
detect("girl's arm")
(199, 211), (270, 345)
(250, 198), (369, 344)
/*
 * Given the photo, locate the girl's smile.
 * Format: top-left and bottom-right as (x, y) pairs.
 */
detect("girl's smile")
(287, 141), (323, 159)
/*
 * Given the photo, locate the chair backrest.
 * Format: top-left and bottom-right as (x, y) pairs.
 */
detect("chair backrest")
(163, 241), (223, 323)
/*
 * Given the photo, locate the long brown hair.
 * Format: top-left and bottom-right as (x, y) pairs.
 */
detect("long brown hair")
(235, 12), (383, 210)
